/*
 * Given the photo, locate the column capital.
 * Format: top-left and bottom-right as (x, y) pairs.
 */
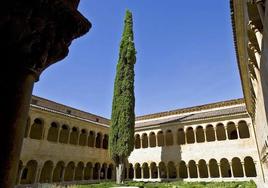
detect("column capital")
(1, 0), (91, 81)
(248, 21), (259, 32)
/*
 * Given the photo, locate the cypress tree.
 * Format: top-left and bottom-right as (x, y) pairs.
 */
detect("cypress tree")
(109, 10), (136, 184)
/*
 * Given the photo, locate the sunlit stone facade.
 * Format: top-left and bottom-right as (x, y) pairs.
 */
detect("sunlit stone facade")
(16, 97), (262, 187)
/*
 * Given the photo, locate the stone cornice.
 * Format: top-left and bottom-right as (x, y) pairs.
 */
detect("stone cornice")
(136, 98), (244, 121)
(230, 0), (255, 120)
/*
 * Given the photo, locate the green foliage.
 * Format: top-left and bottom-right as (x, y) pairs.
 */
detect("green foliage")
(45, 181), (257, 188)
(109, 10), (136, 163)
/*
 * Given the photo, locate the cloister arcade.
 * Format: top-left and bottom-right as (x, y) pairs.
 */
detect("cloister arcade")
(125, 157), (256, 181)
(134, 121), (250, 149)
(24, 117), (109, 150)
(17, 160), (114, 185)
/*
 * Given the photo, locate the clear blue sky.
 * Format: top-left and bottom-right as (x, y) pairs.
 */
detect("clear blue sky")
(33, 0), (243, 118)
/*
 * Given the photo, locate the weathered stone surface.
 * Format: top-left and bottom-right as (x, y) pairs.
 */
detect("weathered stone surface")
(0, 1), (91, 188)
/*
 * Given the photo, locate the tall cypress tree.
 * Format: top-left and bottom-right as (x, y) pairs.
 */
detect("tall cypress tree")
(109, 10), (136, 184)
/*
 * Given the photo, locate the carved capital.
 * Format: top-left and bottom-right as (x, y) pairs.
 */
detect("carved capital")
(248, 21), (259, 33)
(0, 0), (91, 81)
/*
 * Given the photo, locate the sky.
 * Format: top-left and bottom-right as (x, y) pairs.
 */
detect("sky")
(33, 0), (243, 118)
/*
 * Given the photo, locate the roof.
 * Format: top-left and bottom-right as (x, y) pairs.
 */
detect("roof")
(135, 105), (247, 128)
(31, 95), (110, 125)
(136, 98), (244, 121)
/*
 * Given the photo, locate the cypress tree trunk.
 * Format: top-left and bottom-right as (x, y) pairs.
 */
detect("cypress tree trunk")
(116, 157), (125, 184)
(109, 10), (136, 184)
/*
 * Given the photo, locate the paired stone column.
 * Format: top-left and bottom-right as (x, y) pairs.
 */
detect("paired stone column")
(218, 163), (222, 178)
(0, 1), (90, 188)
(18, 166), (26, 185)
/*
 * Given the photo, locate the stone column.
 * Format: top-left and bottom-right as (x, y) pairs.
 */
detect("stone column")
(57, 127), (61, 143)
(230, 162), (234, 178)
(186, 165), (190, 179)
(61, 167), (66, 182)
(207, 164), (211, 178)
(50, 166), (55, 183)
(133, 167), (136, 179)
(224, 126), (229, 140)
(149, 166), (152, 179)
(166, 166), (169, 179)
(248, 41), (261, 67)
(141, 167), (144, 179)
(241, 162), (246, 177)
(34, 165), (43, 184)
(236, 125), (241, 139)
(156, 134), (158, 147)
(18, 166), (25, 185)
(157, 166), (160, 179)
(176, 165), (180, 179)
(196, 164), (200, 179)
(218, 163), (222, 178)
(248, 21), (263, 49)
(0, 1), (90, 188)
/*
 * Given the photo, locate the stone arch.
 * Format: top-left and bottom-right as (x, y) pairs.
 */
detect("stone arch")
(198, 159), (208, 178)
(88, 131), (95, 147)
(108, 164), (114, 179)
(179, 161), (187, 178)
(64, 162), (75, 181)
(40, 161), (53, 183)
(150, 162), (157, 179)
(142, 163), (149, 179)
(220, 158), (231, 177)
(232, 157), (243, 177)
(206, 124), (215, 142)
(24, 117), (31, 138)
(159, 162), (167, 178)
(70, 127), (79, 145)
(142, 133), (148, 148)
(52, 161), (65, 182)
(186, 127), (195, 144)
(84, 162), (93, 180)
(227, 122), (238, 140)
(216, 123), (226, 141)
(188, 160), (197, 178)
(157, 131), (164, 146)
(177, 128), (185, 145)
(102, 134), (108, 149)
(95, 132), (102, 148)
(128, 164), (134, 179)
(79, 129), (87, 146)
(93, 163), (100, 179)
(29, 118), (44, 140)
(238, 121), (250, 138)
(100, 163), (107, 179)
(149, 132), (156, 147)
(21, 160), (37, 184)
(135, 163), (141, 179)
(167, 161), (177, 179)
(74, 162), (84, 180)
(47, 122), (59, 142)
(166, 130), (173, 146)
(244, 156), (256, 177)
(196, 126), (205, 143)
(135, 134), (141, 149)
(59, 124), (70, 144)
(209, 159), (219, 178)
